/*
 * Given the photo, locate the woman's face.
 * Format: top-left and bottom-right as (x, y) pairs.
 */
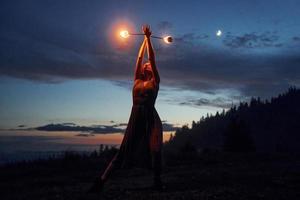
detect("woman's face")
(143, 63), (153, 81)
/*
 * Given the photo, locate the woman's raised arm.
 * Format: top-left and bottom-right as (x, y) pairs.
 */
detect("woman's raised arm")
(134, 38), (147, 81)
(144, 25), (160, 84)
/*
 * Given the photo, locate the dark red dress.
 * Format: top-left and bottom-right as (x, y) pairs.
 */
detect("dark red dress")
(115, 80), (162, 169)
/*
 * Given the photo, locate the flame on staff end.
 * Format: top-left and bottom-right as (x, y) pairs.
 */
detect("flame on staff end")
(163, 36), (173, 44)
(120, 30), (130, 38)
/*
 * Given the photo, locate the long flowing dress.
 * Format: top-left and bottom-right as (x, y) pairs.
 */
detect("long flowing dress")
(102, 79), (162, 176)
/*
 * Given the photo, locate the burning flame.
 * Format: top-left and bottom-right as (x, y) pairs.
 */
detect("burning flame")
(120, 30), (130, 38)
(163, 36), (173, 44)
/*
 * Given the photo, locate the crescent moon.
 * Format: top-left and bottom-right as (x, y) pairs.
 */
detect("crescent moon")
(216, 30), (222, 37)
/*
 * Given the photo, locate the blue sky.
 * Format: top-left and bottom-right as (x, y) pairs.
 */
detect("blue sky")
(1, 0), (300, 129)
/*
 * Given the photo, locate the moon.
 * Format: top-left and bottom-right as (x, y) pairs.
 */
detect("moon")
(216, 30), (222, 37)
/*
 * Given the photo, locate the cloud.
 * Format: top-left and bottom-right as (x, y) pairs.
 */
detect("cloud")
(162, 122), (179, 131)
(158, 29), (300, 98)
(1, 25), (299, 102)
(2, 27), (299, 103)
(223, 31), (282, 48)
(1, 1), (300, 108)
(293, 36), (300, 42)
(75, 133), (95, 137)
(157, 21), (173, 31)
(175, 33), (209, 44)
(112, 123), (128, 127)
(162, 89), (244, 109)
(35, 123), (124, 134)
(61, 123), (77, 126)
(178, 97), (234, 109)
(34, 121), (179, 133)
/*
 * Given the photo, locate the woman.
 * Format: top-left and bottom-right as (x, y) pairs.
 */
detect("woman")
(91, 25), (163, 192)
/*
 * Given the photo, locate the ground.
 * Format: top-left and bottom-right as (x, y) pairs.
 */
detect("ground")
(1, 152), (299, 200)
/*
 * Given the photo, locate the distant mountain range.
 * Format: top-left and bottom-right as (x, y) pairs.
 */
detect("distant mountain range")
(166, 87), (300, 153)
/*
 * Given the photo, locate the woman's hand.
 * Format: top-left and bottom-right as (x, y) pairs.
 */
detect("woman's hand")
(142, 25), (152, 38)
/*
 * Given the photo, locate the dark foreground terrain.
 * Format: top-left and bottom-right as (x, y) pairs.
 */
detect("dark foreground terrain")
(1, 152), (299, 200)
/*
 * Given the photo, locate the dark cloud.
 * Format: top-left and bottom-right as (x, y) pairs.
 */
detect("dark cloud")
(75, 133), (95, 137)
(162, 122), (179, 131)
(35, 123), (124, 134)
(34, 121), (178, 133)
(112, 123), (128, 127)
(110, 122), (179, 132)
(175, 33), (209, 44)
(61, 123), (77, 126)
(1, 1), (300, 107)
(1, 25), (299, 101)
(157, 21), (173, 31)
(223, 31), (282, 48)
(293, 36), (300, 42)
(178, 97), (235, 109)
(164, 92), (243, 109)
(155, 30), (300, 99)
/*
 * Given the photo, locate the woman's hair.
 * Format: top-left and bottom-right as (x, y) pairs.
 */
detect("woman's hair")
(143, 62), (152, 71)
(140, 62), (152, 80)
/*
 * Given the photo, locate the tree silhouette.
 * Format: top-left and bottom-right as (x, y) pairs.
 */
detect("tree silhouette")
(223, 118), (255, 152)
(164, 87), (300, 153)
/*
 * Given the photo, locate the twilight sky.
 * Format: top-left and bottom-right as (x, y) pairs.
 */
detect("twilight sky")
(1, 0), (300, 129)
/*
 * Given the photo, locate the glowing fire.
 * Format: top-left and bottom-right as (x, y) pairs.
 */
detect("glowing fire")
(120, 30), (130, 38)
(163, 36), (173, 44)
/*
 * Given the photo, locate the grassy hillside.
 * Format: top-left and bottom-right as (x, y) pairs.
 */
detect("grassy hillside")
(1, 150), (299, 200)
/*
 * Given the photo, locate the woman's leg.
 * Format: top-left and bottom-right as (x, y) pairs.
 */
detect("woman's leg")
(89, 152), (122, 193)
(101, 152), (122, 182)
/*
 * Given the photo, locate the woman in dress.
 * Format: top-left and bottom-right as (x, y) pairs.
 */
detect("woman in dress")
(91, 25), (163, 191)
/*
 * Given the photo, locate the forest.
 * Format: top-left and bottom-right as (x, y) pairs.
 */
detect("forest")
(165, 87), (300, 153)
